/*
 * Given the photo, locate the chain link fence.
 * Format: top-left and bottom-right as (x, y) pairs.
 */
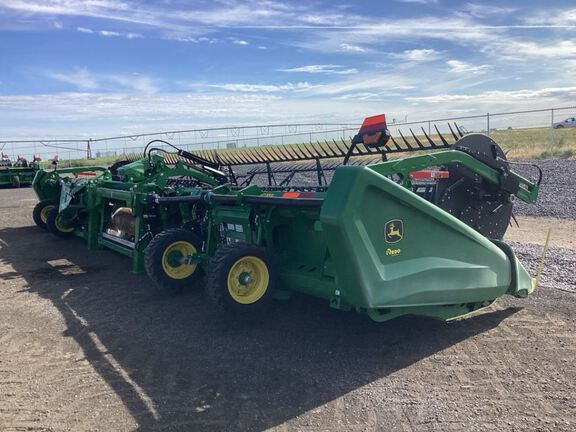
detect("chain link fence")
(1, 106), (575, 164)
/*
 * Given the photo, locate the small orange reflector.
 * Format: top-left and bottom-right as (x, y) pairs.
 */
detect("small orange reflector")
(409, 170), (449, 180)
(282, 192), (301, 198)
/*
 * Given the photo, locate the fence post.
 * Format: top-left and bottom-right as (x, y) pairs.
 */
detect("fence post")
(550, 108), (555, 150)
(486, 113), (490, 136)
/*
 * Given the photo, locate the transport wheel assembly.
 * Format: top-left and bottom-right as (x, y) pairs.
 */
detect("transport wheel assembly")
(206, 243), (278, 313)
(32, 200), (57, 230)
(144, 228), (204, 295)
(46, 207), (75, 239)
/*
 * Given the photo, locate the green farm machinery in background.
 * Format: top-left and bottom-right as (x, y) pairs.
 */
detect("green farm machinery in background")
(0, 153), (42, 188)
(32, 115), (545, 322)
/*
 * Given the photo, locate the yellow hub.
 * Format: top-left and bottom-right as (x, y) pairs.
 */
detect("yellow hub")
(55, 214), (74, 233)
(161, 241), (197, 279)
(40, 205), (55, 224)
(227, 256), (269, 304)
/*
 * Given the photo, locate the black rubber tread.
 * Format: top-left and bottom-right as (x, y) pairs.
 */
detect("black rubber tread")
(205, 243), (278, 314)
(46, 207), (75, 239)
(32, 200), (57, 230)
(11, 176), (20, 188)
(144, 228), (204, 295)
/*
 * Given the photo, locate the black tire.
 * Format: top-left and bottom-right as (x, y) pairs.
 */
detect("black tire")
(11, 176), (20, 188)
(144, 228), (204, 295)
(555, 125), (564, 129)
(32, 200), (58, 230)
(205, 243), (278, 314)
(46, 207), (75, 239)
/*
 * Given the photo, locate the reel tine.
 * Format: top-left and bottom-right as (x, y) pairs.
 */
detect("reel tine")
(291, 144), (309, 160)
(455, 122), (465, 138)
(213, 151), (224, 166)
(421, 127), (439, 148)
(266, 146), (284, 162)
(246, 149), (262, 164)
(226, 152), (243, 165)
(234, 150), (252, 164)
(260, 146), (279, 162)
(276, 146), (294, 162)
(398, 130), (414, 150)
(311, 141), (329, 158)
(252, 147), (270, 163)
(511, 212), (520, 228)
(409, 128), (425, 149)
(320, 140), (337, 157)
(390, 136), (403, 151)
(333, 138), (349, 154)
(324, 140), (339, 157)
(285, 145), (303, 161)
(301, 143), (316, 158)
(244, 149), (261, 164)
(434, 124), (450, 147)
(447, 122), (460, 141)
(267, 146), (281, 162)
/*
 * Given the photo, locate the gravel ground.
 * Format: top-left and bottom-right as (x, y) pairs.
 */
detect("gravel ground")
(512, 159), (576, 219)
(1, 186), (575, 432)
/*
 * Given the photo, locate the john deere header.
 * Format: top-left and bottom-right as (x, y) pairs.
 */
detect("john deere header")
(31, 114), (543, 322)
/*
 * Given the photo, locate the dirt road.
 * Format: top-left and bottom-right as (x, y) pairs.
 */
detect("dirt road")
(1, 188), (575, 431)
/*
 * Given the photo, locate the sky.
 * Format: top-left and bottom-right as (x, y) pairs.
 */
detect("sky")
(1, 0), (576, 139)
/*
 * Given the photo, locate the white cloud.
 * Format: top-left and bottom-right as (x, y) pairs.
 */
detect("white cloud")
(278, 65), (358, 75)
(406, 86), (576, 104)
(492, 40), (576, 60)
(47, 68), (157, 93)
(447, 60), (490, 74)
(48, 68), (99, 90)
(76, 26), (143, 39)
(463, 3), (516, 18)
(393, 48), (441, 61)
(523, 8), (576, 26)
(397, 0), (438, 4)
(339, 43), (367, 53)
(164, 35), (216, 43)
(99, 30), (121, 37)
(208, 82), (315, 93)
(303, 74), (416, 96)
(231, 38), (249, 45)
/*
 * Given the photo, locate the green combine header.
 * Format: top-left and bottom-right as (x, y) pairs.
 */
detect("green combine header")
(0, 153), (42, 187)
(32, 115), (544, 322)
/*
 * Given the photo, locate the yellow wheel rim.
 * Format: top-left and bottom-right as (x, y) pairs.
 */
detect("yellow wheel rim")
(161, 241), (197, 280)
(55, 214), (74, 233)
(227, 256), (269, 304)
(40, 205), (55, 224)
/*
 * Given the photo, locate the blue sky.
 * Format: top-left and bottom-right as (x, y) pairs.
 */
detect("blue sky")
(1, 0), (575, 138)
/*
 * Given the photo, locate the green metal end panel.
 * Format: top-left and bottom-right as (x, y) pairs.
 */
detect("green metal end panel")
(320, 166), (514, 310)
(491, 240), (534, 297)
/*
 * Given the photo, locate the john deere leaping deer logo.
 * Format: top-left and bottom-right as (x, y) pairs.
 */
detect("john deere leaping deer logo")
(385, 219), (404, 243)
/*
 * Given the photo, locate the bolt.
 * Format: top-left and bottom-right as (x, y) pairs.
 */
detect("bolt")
(239, 272), (253, 285)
